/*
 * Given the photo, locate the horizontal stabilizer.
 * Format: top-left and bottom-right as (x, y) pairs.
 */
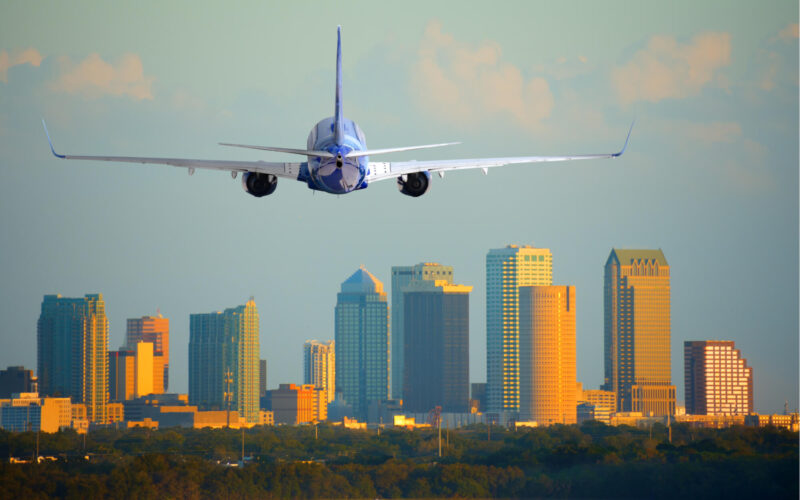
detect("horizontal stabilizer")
(346, 142), (460, 158)
(219, 142), (335, 158)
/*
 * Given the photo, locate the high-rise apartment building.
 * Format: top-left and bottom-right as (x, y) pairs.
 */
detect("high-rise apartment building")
(486, 245), (552, 413)
(37, 294), (109, 423)
(189, 300), (260, 423)
(519, 286), (577, 424)
(335, 267), (389, 420)
(304, 340), (335, 404)
(391, 263), (454, 399)
(126, 315), (169, 391)
(403, 279), (471, 413)
(684, 340), (753, 415)
(603, 249), (676, 416)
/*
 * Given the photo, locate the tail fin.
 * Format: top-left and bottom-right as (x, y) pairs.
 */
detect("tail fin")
(334, 25), (344, 145)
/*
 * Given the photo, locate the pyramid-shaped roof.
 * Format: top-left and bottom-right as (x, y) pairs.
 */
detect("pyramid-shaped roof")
(341, 266), (385, 294)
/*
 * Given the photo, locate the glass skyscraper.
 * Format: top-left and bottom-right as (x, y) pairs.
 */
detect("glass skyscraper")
(37, 293), (108, 423)
(603, 249), (676, 416)
(335, 266), (388, 420)
(189, 299), (260, 423)
(390, 262), (453, 399)
(486, 245), (552, 414)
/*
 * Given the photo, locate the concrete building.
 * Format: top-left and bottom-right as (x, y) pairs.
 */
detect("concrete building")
(0, 393), (71, 432)
(519, 286), (577, 425)
(109, 342), (164, 401)
(335, 267), (389, 420)
(37, 294), (109, 423)
(109, 350), (135, 401)
(684, 340), (753, 415)
(189, 299), (260, 423)
(304, 340), (335, 404)
(486, 245), (553, 414)
(403, 279), (472, 413)
(268, 384), (317, 425)
(0, 366), (36, 398)
(126, 315), (169, 391)
(391, 263), (454, 399)
(603, 249), (676, 416)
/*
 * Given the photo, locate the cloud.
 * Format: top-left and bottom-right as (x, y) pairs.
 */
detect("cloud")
(411, 21), (554, 130)
(0, 47), (43, 82)
(778, 23), (799, 41)
(612, 32), (731, 105)
(50, 53), (154, 100)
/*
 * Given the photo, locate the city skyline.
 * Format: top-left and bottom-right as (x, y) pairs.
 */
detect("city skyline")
(0, 2), (796, 414)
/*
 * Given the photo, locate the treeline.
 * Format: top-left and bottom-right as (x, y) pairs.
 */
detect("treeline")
(0, 422), (796, 498)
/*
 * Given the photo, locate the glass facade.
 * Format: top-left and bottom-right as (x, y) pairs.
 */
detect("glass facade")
(486, 245), (552, 413)
(335, 267), (388, 421)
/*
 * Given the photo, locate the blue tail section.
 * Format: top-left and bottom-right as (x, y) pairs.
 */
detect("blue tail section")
(334, 26), (344, 145)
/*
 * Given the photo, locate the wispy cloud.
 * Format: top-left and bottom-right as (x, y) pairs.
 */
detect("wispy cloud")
(411, 21), (554, 130)
(612, 33), (731, 105)
(0, 48), (43, 82)
(778, 23), (799, 41)
(50, 53), (154, 100)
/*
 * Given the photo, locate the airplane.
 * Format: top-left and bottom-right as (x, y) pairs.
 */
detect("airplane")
(43, 26), (633, 198)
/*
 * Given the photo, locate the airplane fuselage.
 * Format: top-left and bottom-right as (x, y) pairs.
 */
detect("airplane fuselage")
(306, 117), (368, 194)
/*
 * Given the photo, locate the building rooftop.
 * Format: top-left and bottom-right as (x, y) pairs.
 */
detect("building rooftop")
(611, 249), (668, 266)
(341, 266), (385, 294)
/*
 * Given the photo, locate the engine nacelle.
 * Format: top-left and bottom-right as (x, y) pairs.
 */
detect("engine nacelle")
(242, 172), (278, 197)
(397, 171), (431, 197)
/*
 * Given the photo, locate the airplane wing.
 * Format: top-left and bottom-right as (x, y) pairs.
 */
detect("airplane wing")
(42, 120), (303, 179)
(366, 123), (634, 183)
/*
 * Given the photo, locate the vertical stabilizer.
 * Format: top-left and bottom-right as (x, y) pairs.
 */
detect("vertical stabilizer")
(334, 26), (344, 145)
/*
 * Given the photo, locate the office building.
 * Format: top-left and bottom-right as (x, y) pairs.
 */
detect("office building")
(403, 279), (472, 413)
(126, 315), (170, 391)
(335, 266), (389, 420)
(391, 263), (454, 399)
(189, 299), (260, 423)
(0, 366), (36, 398)
(109, 342), (163, 401)
(0, 393), (72, 433)
(259, 359), (267, 398)
(304, 340), (335, 404)
(684, 340), (753, 415)
(268, 384), (317, 425)
(519, 286), (577, 425)
(109, 349), (135, 401)
(37, 294), (109, 423)
(603, 249), (676, 416)
(486, 245), (552, 413)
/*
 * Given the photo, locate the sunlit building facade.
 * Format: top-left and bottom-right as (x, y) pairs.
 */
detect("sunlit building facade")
(37, 294), (108, 423)
(519, 286), (576, 425)
(391, 262), (454, 399)
(403, 279), (472, 413)
(189, 300), (260, 423)
(684, 340), (753, 415)
(126, 315), (169, 391)
(304, 340), (335, 404)
(487, 245), (553, 413)
(335, 267), (389, 421)
(603, 249), (676, 416)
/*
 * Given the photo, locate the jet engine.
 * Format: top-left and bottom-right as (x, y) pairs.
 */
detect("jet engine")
(242, 172), (278, 197)
(397, 171), (431, 197)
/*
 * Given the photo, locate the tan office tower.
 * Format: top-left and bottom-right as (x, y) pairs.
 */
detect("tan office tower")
(684, 340), (753, 415)
(127, 315), (169, 391)
(603, 249), (676, 416)
(304, 340), (335, 404)
(487, 245), (553, 413)
(519, 286), (576, 424)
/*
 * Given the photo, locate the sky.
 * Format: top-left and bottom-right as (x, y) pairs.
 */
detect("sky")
(0, 1), (797, 413)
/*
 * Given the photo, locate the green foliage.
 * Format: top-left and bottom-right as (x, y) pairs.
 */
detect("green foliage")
(0, 424), (795, 498)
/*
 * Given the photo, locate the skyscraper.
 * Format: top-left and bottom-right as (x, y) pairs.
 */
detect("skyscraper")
(486, 245), (553, 413)
(259, 359), (267, 398)
(684, 340), (753, 415)
(304, 340), (335, 404)
(391, 263), (454, 399)
(603, 249), (676, 416)
(37, 294), (108, 423)
(126, 315), (169, 391)
(519, 286), (577, 424)
(335, 266), (389, 420)
(0, 366), (36, 398)
(403, 279), (471, 413)
(108, 349), (135, 401)
(189, 299), (260, 423)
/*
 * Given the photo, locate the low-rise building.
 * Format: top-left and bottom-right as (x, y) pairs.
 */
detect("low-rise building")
(0, 393), (71, 432)
(745, 413), (799, 431)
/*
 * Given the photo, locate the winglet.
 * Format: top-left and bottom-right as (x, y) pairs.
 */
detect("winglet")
(42, 119), (65, 158)
(612, 120), (635, 157)
(333, 25), (344, 145)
